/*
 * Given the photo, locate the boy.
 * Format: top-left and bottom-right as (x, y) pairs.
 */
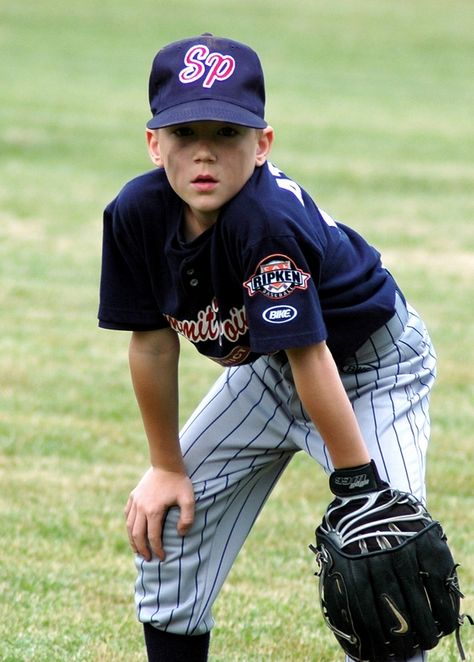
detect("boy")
(98, 34), (436, 661)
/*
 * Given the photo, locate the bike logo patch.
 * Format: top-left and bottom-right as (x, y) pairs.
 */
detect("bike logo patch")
(244, 254), (310, 299)
(262, 305), (298, 323)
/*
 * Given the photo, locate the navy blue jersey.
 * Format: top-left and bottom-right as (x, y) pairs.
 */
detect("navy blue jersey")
(99, 162), (400, 366)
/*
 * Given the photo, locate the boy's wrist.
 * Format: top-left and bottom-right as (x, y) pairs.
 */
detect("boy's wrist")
(329, 460), (389, 497)
(148, 443), (185, 474)
(150, 463), (186, 476)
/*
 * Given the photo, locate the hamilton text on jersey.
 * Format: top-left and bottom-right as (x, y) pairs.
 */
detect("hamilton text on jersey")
(164, 298), (248, 344)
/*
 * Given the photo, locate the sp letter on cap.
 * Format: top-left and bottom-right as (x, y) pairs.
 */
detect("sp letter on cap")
(178, 44), (236, 88)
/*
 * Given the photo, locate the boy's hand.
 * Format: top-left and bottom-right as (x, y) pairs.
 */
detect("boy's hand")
(125, 466), (195, 561)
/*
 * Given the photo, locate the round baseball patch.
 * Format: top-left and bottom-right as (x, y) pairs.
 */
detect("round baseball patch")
(243, 254), (310, 299)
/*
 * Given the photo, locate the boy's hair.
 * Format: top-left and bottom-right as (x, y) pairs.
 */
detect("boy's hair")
(147, 34), (267, 130)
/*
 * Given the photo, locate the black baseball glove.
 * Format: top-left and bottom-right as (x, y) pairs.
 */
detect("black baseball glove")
(310, 461), (471, 662)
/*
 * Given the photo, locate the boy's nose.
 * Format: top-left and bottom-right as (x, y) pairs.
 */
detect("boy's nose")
(194, 141), (217, 162)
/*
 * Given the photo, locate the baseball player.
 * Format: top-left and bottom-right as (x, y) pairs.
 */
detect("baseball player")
(98, 34), (437, 661)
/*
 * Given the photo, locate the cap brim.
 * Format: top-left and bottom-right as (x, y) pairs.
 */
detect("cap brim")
(146, 99), (267, 129)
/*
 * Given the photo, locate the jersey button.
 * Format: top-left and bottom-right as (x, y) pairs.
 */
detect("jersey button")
(186, 268), (195, 275)
(190, 278), (199, 287)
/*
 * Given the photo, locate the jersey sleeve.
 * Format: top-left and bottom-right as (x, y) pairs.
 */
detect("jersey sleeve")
(241, 234), (328, 354)
(98, 196), (169, 331)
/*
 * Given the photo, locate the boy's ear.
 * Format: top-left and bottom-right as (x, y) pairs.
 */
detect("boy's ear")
(255, 126), (274, 166)
(146, 129), (162, 166)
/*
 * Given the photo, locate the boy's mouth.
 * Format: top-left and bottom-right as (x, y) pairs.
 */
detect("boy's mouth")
(192, 174), (218, 191)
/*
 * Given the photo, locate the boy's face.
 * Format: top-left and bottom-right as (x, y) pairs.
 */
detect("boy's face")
(147, 121), (273, 227)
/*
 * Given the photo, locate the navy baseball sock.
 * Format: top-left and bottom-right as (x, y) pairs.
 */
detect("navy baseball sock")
(143, 623), (210, 662)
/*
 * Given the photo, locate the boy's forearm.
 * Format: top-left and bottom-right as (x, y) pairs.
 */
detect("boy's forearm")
(129, 329), (184, 472)
(286, 342), (370, 469)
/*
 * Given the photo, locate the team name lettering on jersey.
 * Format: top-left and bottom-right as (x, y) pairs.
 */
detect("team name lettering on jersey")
(164, 299), (248, 343)
(178, 45), (236, 88)
(244, 254), (310, 299)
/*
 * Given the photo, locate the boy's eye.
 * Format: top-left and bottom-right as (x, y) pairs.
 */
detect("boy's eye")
(172, 127), (194, 138)
(217, 126), (239, 137)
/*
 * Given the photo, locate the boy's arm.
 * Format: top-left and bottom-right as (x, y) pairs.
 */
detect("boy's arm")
(125, 327), (195, 561)
(285, 341), (370, 469)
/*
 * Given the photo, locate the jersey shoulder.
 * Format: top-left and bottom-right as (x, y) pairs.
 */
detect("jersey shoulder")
(221, 162), (319, 235)
(220, 162), (336, 264)
(105, 168), (182, 245)
(108, 168), (172, 215)
(245, 161), (309, 216)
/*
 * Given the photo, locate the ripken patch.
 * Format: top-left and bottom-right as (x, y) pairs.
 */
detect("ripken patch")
(243, 254), (310, 299)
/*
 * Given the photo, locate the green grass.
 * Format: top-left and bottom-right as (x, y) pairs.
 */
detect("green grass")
(1, 0), (473, 660)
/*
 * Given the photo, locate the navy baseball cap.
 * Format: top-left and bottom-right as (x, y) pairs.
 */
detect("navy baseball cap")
(147, 34), (267, 129)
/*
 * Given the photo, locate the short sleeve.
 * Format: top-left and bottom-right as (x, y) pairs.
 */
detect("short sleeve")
(241, 234), (328, 353)
(98, 199), (169, 331)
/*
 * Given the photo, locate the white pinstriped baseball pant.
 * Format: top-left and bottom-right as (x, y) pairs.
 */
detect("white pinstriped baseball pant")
(134, 297), (436, 661)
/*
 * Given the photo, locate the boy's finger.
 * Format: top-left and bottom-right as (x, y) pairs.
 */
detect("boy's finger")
(147, 512), (166, 562)
(125, 501), (138, 548)
(131, 512), (153, 561)
(177, 499), (195, 537)
(124, 493), (134, 519)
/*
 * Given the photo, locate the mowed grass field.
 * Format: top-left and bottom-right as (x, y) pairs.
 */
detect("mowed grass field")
(1, 1), (473, 660)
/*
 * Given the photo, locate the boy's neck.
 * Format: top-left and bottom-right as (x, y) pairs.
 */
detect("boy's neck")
(183, 206), (218, 242)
